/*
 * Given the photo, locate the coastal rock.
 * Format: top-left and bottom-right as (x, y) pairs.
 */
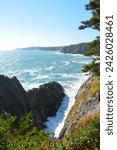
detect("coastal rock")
(60, 43), (88, 54)
(59, 75), (100, 138)
(0, 75), (29, 119)
(27, 81), (65, 130)
(0, 75), (65, 130)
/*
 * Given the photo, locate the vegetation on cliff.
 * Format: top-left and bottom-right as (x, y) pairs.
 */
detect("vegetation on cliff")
(0, 112), (51, 150)
(55, 75), (100, 150)
(0, 113), (100, 150)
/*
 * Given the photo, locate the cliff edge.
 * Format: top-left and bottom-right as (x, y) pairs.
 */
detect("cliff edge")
(54, 75), (100, 150)
(59, 75), (100, 138)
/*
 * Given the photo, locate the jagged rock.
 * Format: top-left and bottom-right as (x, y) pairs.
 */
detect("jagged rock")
(0, 75), (29, 119)
(27, 82), (65, 130)
(0, 75), (65, 130)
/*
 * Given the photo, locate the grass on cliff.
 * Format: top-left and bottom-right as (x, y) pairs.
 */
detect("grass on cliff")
(67, 76), (100, 121)
(76, 76), (99, 106)
(48, 113), (100, 150)
(64, 113), (100, 150)
(51, 76), (100, 150)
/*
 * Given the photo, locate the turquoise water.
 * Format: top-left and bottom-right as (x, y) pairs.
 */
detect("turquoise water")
(0, 50), (92, 137)
(0, 50), (91, 89)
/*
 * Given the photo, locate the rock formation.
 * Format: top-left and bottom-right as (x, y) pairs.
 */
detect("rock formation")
(0, 75), (65, 130)
(0, 75), (29, 119)
(27, 82), (65, 130)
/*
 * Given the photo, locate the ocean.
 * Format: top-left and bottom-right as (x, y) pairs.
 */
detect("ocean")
(0, 50), (92, 137)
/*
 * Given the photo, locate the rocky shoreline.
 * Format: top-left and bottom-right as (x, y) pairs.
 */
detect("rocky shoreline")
(0, 75), (65, 130)
(15, 42), (89, 55)
(0, 74), (100, 140)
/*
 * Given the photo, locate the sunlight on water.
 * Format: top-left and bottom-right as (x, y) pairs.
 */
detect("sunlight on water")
(0, 50), (92, 137)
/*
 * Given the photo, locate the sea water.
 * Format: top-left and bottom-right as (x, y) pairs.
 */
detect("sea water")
(0, 50), (92, 137)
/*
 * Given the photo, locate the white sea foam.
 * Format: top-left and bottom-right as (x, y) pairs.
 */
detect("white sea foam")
(45, 73), (90, 138)
(72, 60), (90, 64)
(63, 61), (70, 66)
(63, 53), (85, 57)
(22, 69), (41, 75)
(35, 75), (50, 80)
(43, 66), (55, 71)
(53, 73), (84, 80)
(23, 82), (41, 91)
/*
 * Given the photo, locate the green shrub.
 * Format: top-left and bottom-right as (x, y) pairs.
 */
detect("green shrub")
(64, 117), (100, 150)
(0, 114), (16, 150)
(0, 112), (51, 150)
(82, 58), (100, 76)
(0, 112), (100, 150)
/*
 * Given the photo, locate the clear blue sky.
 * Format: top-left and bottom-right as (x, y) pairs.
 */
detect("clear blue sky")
(0, 0), (99, 50)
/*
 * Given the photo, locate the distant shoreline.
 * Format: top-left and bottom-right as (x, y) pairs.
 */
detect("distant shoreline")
(14, 42), (89, 55)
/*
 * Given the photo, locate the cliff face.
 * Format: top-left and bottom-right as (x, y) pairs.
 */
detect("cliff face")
(59, 75), (100, 138)
(60, 43), (88, 54)
(0, 75), (65, 130)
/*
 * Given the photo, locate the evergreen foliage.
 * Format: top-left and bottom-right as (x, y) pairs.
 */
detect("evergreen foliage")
(85, 37), (100, 56)
(0, 113), (51, 150)
(79, 0), (100, 31)
(79, 0), (100, 75)
(82, 58), (100, 76)
(0, 112), (100, 150)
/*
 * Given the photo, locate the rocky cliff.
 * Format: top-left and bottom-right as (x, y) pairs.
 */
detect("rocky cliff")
(15, 42), (89, 55)
(60, 43), (88, 54)
(59, 75), (100, 138)
(0, 75), (65, 130)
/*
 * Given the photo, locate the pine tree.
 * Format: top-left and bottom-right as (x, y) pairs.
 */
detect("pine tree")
(79, 0), (100, 31)
(79, 0), (100, 75)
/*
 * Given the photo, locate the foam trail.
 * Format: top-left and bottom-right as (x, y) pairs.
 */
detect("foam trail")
(45, 74), (89, 138)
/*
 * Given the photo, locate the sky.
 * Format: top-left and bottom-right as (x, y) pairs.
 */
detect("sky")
(0, 0), (99, 50)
